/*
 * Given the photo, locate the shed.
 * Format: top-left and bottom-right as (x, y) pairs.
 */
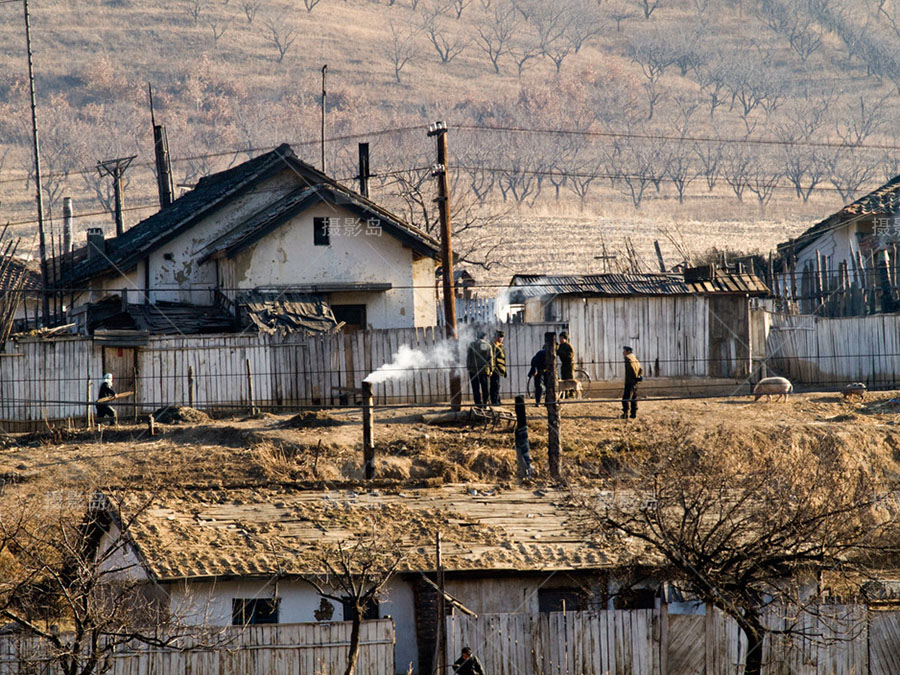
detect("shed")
(509, 270), (769, 381)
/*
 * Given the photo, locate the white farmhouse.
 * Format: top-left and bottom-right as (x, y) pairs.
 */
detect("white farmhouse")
(61, 144), (440, 332)
(94, 485), (667, 675)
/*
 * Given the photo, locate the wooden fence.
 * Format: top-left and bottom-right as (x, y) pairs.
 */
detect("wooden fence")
(0, 619), (394, 675)
(755, 310), (900, 388)
(0, 323), (565, 425)
(446, 605), (897, 675)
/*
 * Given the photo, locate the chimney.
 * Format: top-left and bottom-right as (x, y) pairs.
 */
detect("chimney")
(153, 124), (174, 208)
(358, 143), (370, 198)
(62, 197), (73, 255)
(86, 228), (106, 261)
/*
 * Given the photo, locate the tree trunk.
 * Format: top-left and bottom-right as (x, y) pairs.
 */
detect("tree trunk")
(344, 611), (362, 675)
(740, 616), (765, 675)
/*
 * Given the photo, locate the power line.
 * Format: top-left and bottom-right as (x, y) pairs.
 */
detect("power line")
(455, 123), (900, 151)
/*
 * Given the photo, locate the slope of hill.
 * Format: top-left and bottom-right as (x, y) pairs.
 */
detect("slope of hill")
(1, 0), (899, 279)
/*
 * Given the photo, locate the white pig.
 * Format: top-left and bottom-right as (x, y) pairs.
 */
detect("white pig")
(753, 376), (793, 402)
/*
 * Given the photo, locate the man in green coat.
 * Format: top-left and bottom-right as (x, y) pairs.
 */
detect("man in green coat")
(489, 330), (507, 405)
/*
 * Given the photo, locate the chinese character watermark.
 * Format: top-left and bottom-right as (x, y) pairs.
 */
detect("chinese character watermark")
(321, 217), (382, 237)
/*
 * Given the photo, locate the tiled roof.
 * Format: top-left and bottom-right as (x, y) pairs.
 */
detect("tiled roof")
(62, 144), (438, 286)
(110, 486), (649, 581)
(786, 174), (900, 254)
(509, 273), (769, 298)
(0, 256), (41, 292)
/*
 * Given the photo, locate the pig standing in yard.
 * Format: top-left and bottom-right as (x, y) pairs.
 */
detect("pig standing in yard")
(753, 376), (793, 402)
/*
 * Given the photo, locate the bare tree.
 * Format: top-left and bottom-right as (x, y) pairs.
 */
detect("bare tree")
(722, 146), (751, 202)
(452, 0), (473, 17)
(382, 22), (418, 82)
(664, 146), (699, 203)
(475, 2), (517, 73)
(299, 535), (404, 675)
(205, 14), (231, 45)
(301, 0), (323, 12)
(240, 0), (260, 22)
(423, 5), (470, 63)
(627, 0), (661, 19)
(0, 492), (198, 675)
(186, 0), (210, 23)
(745, 159), (782, 213)
(262, 10), (299, 62)
(571, 426), (897, 675)
(628, 34), (673, 119)
(827, 146), (878, 201)
(693, 142), (722, 192)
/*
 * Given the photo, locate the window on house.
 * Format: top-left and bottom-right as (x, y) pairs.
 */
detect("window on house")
(232, 598), (280, 625)
(612, 588), (657, 610)
(314, 217), (331, 246)
(538, 588), (587, 613)
(332, 304), (367, 331)
(341, 598), (379, 622)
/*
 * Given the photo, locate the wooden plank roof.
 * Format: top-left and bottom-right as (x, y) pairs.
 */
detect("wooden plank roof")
(107, 485), (652, 582)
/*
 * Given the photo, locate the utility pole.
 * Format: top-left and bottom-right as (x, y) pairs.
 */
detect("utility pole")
(23, 0), (49, 326)
(428, 121), (461, 410)
(148, 84), (174, 208)
(544, 331), (561, 480)
(97, 156), (136, 236)
(321, 65), (327, 174)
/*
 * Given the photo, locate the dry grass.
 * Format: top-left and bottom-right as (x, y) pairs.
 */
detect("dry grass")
(2, 390), (900, 496)
(1, 0), (897, 259)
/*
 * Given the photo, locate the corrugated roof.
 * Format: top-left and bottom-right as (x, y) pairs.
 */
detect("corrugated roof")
(108, 485), (651, 581)
(784, 174), (900, 255)
(509, 273), (769, 298)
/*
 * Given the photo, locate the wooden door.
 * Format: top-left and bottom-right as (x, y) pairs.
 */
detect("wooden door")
(102, 346), (137, 419)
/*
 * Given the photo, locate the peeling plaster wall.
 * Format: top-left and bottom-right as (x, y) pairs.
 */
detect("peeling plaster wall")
(82, 169), (437, 328)
(92, 172), (300, 305)
(221, 202), (437, 329)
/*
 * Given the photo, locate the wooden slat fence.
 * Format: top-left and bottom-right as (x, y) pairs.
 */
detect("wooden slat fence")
(448, 605), (893, 675)
(0, 323), (565, 424)
(552, 295), (715, 381)
(757, 310), (900, 388)
(0, 620), (394, 675)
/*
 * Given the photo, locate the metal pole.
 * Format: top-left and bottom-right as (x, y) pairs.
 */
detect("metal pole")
(429, 122), (461, 410)
(321, 65), (327, 174)
(23, 0), (50, 325)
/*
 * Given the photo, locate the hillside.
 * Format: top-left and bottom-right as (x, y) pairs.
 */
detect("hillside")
(2, 0), (900, 278)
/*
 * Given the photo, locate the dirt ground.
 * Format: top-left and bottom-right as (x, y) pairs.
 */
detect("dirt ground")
(2, 390), (900, 495)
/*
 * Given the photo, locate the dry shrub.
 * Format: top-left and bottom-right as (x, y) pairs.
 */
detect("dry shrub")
(282, 411), (343, 429)
(152, 407), (210, 424)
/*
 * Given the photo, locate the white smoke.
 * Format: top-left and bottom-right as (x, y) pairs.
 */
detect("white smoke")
(363, 325), (482, 384)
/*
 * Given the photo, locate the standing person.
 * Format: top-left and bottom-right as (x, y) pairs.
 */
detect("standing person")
(527, 347), (547, 407)
(466, 331), (493, 407)
(622, 346), (643, 419)
(557, 332), (575, 397)
(453, 646), (486, 675)
(489, 330), (507, 405)
(96, 373), (117, 423)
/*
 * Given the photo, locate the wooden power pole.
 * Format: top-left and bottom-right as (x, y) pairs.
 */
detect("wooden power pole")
(23, 0), (50, 326)
(428, 121), (461, 410)
(544, 331), (561, 480)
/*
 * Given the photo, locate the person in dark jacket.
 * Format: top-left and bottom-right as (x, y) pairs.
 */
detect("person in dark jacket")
(96, 373), (117, 423)
(489, 330), (506, 405)
(557, 332), (575, 398)
(466, 332), (493, 407)
(453, 646), (486, 675)
(622, 346), (643, 419)
(527, 347), (547, 406)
